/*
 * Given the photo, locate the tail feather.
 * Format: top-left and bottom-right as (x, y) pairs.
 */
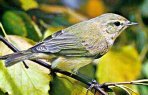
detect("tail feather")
(0, 53), (17, 60)
(0, 50), (51, 67)
(0, 55), (10, 60)
(4, 51), (33, 67)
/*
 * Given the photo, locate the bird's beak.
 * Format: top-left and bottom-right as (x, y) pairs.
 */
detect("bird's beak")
(125, 21), (138, 26)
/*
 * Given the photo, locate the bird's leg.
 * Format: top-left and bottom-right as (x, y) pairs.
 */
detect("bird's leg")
(88, 80), (109, 95)
(71, 68), (79, 75)
(0, 36), (29, 68)
(76, 72), (107, 95)
(22, 61), (29, 68)
(86, 80), (98, 95)
(87, 81), (108, 95)
(86, 81), (95, 95)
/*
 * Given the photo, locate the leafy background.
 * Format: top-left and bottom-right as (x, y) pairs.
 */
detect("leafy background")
(0, 0), (148, 95)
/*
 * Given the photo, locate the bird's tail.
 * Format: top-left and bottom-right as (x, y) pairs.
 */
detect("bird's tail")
(0, 50), (34, 67)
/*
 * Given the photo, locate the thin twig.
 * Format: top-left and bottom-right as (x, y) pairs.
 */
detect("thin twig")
(0, 22), (9, 41)
(101, 79), (148, 88)
(120, 85), (138, 95)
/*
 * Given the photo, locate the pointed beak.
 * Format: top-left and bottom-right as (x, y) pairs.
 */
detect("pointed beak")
(125, 21), (138, 26)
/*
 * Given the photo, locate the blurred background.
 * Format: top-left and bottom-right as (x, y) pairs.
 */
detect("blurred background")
(0, 0), (148, 95)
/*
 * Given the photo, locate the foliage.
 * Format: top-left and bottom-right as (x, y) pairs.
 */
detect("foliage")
(0, 0), (148, 95)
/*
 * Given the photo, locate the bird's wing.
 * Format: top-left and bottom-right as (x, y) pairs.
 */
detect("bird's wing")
(31, 30), (89, 57)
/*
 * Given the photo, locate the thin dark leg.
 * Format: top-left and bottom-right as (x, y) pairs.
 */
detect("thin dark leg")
(22, 61), (29, 68)
(0, 36), (29, 68)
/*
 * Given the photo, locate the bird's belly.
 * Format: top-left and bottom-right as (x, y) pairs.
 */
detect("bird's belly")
(51, 57), (93, 72)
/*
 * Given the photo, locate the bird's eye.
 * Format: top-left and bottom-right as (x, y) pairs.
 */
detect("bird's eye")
(114, 21), (120, 26)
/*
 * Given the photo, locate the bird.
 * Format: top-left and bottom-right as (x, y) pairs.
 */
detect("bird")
(0, 13), (138, 73)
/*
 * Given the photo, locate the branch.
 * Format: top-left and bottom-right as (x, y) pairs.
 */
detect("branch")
(99, 79), (148, 95)
(101, 79), (148, 87)
(0, 36), (107, 95)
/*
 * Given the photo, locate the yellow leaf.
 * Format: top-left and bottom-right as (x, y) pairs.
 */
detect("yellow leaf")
(20, 0), (38, 10)
(86, 0), (106, 17)
(40, 5), (67, 14)
(43, 27), (64, 39)
(96, 45), (141, 83)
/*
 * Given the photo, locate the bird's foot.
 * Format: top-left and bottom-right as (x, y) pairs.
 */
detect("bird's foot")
(86, 80), (108, 95)
(86, 80), (98, 95)
(71, 68), (79, 75)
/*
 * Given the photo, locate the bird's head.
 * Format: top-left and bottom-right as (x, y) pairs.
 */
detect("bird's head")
(93, 13), (138, 40)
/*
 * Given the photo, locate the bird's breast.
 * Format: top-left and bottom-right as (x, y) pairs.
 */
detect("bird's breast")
(81, 36), (109, 57)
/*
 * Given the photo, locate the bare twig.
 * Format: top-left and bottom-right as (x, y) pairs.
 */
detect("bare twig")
(0, 22), (9, 41)
(100, 79), (148, 88)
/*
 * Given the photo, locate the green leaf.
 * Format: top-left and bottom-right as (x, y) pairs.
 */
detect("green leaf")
(50, 76), (72, 95)
(2, 11), (27, 37)
(50, 75), (94, 95)
(2, 11), (42, 41)
(141, 0), (148, 17)
(135, 29), (147, 52)
(138, 85), (148, 95)
(0, 90), (6, 95)
(108, 91), (116, 95)
(79, 64), (95, 80)
(15, 11), (42, 41)
(142, 60), (148, 78)
(0, 35), (50, 95)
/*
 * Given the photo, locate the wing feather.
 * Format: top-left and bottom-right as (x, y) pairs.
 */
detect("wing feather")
(31, 30), (89, 56)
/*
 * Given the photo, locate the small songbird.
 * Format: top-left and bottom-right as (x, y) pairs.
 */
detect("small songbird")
(0, 13), (138, 73)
